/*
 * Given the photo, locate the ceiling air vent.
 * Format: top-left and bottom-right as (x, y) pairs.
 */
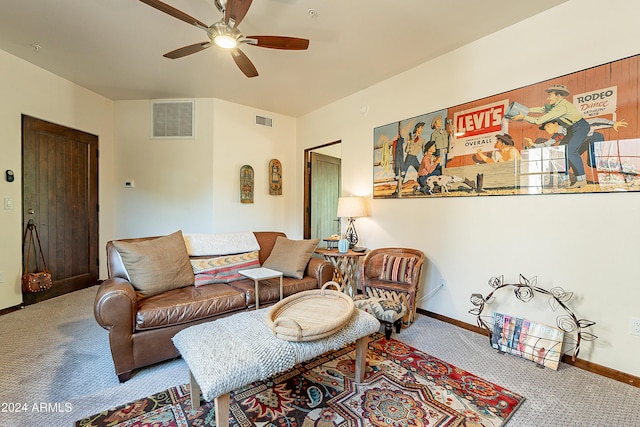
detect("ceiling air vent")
(256, 115), (273, 127)
(152, 100), (194, 138)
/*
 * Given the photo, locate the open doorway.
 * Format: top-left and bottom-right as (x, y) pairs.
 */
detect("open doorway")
(303, 141), (341, 242)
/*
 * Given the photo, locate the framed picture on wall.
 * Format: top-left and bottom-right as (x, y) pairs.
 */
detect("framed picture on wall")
(240, 165), (254, 203)
(269, 159), (282, 195)
(373, 54), (640, 199)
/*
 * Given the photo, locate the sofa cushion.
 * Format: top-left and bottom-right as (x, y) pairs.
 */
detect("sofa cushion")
(262, 237), (320, 279)
(353, 295), (407, 323)
(191, 250), (260, 287)
(112, 230), (194, 298)
(228, 275), (320, 307)
(378, 254), (418, 284)
(135, 283), (247, 330)
(183, 232), (260, 256)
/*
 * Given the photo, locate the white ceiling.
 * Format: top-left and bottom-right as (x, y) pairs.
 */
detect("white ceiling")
(0, 0), (566, 117)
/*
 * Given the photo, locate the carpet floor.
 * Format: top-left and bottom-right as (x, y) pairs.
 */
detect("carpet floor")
(75, 332), (523, 427)
(3, 286), (640, 426)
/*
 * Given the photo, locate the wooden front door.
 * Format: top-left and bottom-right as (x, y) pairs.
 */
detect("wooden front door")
(22, 115), (99, 305)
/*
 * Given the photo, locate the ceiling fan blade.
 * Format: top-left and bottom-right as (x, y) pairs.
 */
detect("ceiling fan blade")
(163, 42), (212, 59)
(139, 0), (208, 29)
(246, 36), (309, 50)
(230, 48), (258, 78)
(224, 0), (253, 27)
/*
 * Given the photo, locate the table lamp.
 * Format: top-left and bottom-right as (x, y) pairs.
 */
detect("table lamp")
(337, 196), (368, 247)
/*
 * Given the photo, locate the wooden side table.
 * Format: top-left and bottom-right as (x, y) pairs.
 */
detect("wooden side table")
(239, 267), (283, 309)
(314, 248), (367, 297)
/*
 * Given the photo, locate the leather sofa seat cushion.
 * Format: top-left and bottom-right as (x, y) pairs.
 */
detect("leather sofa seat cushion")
(135, 283), (246, 331)
(228, 276), (320, 307)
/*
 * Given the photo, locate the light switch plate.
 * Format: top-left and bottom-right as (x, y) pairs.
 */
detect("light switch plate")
(4, 198), (14, 210)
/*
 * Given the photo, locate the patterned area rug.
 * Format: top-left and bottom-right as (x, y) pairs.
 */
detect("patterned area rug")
(76, 333), (524, 427)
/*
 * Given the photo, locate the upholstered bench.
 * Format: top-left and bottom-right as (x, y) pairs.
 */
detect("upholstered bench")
(353, 295), (407, 339)
(172, 307), (380, 426)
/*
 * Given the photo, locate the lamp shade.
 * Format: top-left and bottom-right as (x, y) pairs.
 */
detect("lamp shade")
(337, 196), (368, 218)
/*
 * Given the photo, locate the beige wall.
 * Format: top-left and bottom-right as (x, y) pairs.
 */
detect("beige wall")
(113, 99), (216, 238)
(0, 50), (115, 309)
(111, 98), (297, 239)
(211, 99), (298, 237)
(296, 0), (640, 377)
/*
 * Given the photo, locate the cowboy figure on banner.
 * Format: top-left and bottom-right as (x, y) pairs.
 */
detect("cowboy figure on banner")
(524, 116), (628, 187)
(509, 84), (592, 188)
(373, 113), (450, 197)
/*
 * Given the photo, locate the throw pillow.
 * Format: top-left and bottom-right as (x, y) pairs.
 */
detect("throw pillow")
(262, 237), (320, 279)
(190, 250), (260, 287)
(112, 230), (194, 298)
(379, 254), (417, 284)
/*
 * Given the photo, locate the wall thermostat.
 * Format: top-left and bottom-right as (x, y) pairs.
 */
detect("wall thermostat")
(5, 170), (14, 182)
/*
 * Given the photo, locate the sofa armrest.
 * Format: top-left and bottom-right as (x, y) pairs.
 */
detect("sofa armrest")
(94, 277), (139, 381)
(94, 277), (137, 334)
(306, 257), (334, 288)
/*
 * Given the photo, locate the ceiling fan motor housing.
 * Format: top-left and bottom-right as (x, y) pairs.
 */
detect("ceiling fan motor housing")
(210, 21), (242, 48)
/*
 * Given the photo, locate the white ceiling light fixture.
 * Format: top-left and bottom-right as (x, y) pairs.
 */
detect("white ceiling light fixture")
(214, 34), (237, 49)
(210, 21), (239, 49)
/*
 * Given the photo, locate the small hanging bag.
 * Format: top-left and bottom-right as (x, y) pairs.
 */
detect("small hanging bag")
(22, 221), (52, 293)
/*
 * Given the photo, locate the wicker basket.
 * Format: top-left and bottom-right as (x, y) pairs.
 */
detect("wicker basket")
(266, 281), (355, 341)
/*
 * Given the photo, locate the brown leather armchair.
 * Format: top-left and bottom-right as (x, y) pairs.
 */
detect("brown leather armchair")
(359, 248), (425, 325)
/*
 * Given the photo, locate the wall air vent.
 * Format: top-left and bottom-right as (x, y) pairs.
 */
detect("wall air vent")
(152, 100), (194, 138)
(256, 115), (273, 127)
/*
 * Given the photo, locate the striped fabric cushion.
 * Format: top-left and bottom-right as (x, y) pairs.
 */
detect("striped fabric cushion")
(378, 254), (417, 284)
(191, 250), (260, 287)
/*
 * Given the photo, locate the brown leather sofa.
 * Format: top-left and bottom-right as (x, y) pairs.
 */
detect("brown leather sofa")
(94, 231), (333, 382)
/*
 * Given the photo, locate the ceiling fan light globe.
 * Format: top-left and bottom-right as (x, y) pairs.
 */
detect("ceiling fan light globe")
(214, 35), (237, 49)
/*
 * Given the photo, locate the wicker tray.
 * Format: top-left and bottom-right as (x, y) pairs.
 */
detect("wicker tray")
(266, 281), (355, 342)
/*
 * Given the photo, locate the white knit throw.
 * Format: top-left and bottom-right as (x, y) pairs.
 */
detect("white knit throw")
(182, 232), (259, 256)
(172, 308), (380, 402)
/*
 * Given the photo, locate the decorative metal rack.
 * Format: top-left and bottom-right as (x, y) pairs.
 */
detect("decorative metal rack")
(469, 274), (597, 361)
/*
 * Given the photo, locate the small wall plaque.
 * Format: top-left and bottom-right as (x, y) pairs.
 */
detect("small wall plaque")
(269, 159), (282, 195)
(240, 165), (254, 204)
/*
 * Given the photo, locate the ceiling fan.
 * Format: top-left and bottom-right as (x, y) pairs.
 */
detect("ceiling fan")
(139, 0), (310, 78)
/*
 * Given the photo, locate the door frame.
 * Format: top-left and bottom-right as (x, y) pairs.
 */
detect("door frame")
(303, 140), (341, 239)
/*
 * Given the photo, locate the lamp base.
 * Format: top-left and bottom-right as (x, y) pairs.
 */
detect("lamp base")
(345, 218), (358, 247)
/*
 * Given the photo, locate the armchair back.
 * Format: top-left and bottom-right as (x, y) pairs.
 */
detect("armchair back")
(360, 247), (425, 325)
